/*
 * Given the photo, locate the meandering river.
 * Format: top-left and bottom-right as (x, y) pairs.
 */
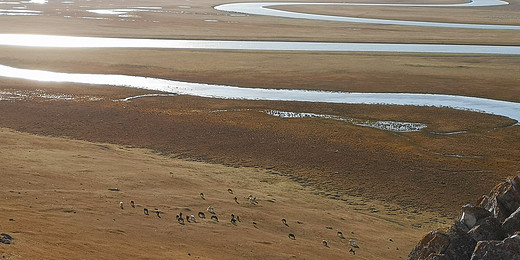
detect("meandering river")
(1, 64), (519, 121)
(0, 0), (518, 122)
(214, 0), (520, 30)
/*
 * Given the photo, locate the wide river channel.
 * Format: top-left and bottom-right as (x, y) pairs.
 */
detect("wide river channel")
(0, 0), (519, 122)
(215, 0), (520, 30)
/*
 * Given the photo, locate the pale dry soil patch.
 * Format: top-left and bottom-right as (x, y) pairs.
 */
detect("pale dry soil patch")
(0, 128), (435, 259)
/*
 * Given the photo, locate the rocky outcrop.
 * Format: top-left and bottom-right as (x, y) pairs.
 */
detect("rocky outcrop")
(503, 207), (520, 236)
(468, 217), (505, 241)
(426, 254), (450, 260)
(471, 234), (520, 260)
(409, 174), (520, 260)
(443, 221), (477, 260)
(408, 231), (450, 259)
(409, 221), (477, 260)
(477, 175), (520, 222)
(460, 204), (492, 229)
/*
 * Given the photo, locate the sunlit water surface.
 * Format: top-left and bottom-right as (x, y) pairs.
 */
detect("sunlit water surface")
(0, 0), (518, 122)
(214, 0), (520, 30)
(0, 64), (519, 122)
(1, 34), (519, 55)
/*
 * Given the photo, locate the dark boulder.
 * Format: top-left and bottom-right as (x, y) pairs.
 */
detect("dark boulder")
(426, 254), (450, 260)
(460, 204), (492, 229)
(410, 175), (520, 260)
(470, 234), (520, 260)
(408, 230), (450, 260)
(408, 221), (477, 260)
(503, 207), (520, 236)
(443, 221), (477, 260)
(478, 175), (520, 222)
(468, 217), (506, 242)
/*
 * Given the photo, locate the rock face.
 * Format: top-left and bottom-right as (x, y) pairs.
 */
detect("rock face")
(460, 204), (492, 229)
(427, 254), (450, 260)
(503, 207), (520, 236)
(408, 231), (450, 259)
(470, 234), (520, 260)
(409, 174), (520, 260)
(477, 175), (520, 222)
(0, 233), (13, 245)
(443, 222), (477, 260)
(468, 217), (505, 242)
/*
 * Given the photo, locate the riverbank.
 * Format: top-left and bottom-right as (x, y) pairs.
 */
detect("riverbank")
(1, 81), (518, 218)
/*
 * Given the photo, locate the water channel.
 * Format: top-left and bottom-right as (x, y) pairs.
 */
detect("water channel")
(214, 0), (520, 30)
(0, 0), (519, 122)
(1, 64), (519, 122)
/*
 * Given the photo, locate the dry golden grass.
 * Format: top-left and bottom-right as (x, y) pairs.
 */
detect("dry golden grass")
(0, 128), (435, 259)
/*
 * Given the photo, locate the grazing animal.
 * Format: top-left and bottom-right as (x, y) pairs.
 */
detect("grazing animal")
(282, 218), (288, 226)
(337, 231), (345, 239)
(144, 208), (149, 215)
(179, 212), (183, 220)
(178, 217), (185, 225)
(349, 239), (359, 248)
(190, 215), (196, 223)
(156, 211), (161, 218)
(207, 206), (215, 214)
(231, 215), (237, 225)
(349, 248), (356, 255)
(248, 195), (258, 204)
(186, 215), (191, 223)
(227, 188), (233, 194)
(198, 212), (206, 219)
(322, 240), (329, 247)
(236, 216), (241, 222)
(288, 233), (296, 240)
(120, 201), (124, 210)
(234, 197), (239, 204)
(253, 221), (258, 228)
(130, 201), (135, 208)
(200, 193), (205, 200)
(211, 215), (219, 222)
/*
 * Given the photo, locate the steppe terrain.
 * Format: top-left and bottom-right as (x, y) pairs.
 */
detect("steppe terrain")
(0, 0), (519, 258)
(0, 128), (432, 259)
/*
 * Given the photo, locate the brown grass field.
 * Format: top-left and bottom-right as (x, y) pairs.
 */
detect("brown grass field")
(0, 0), (519, 258)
